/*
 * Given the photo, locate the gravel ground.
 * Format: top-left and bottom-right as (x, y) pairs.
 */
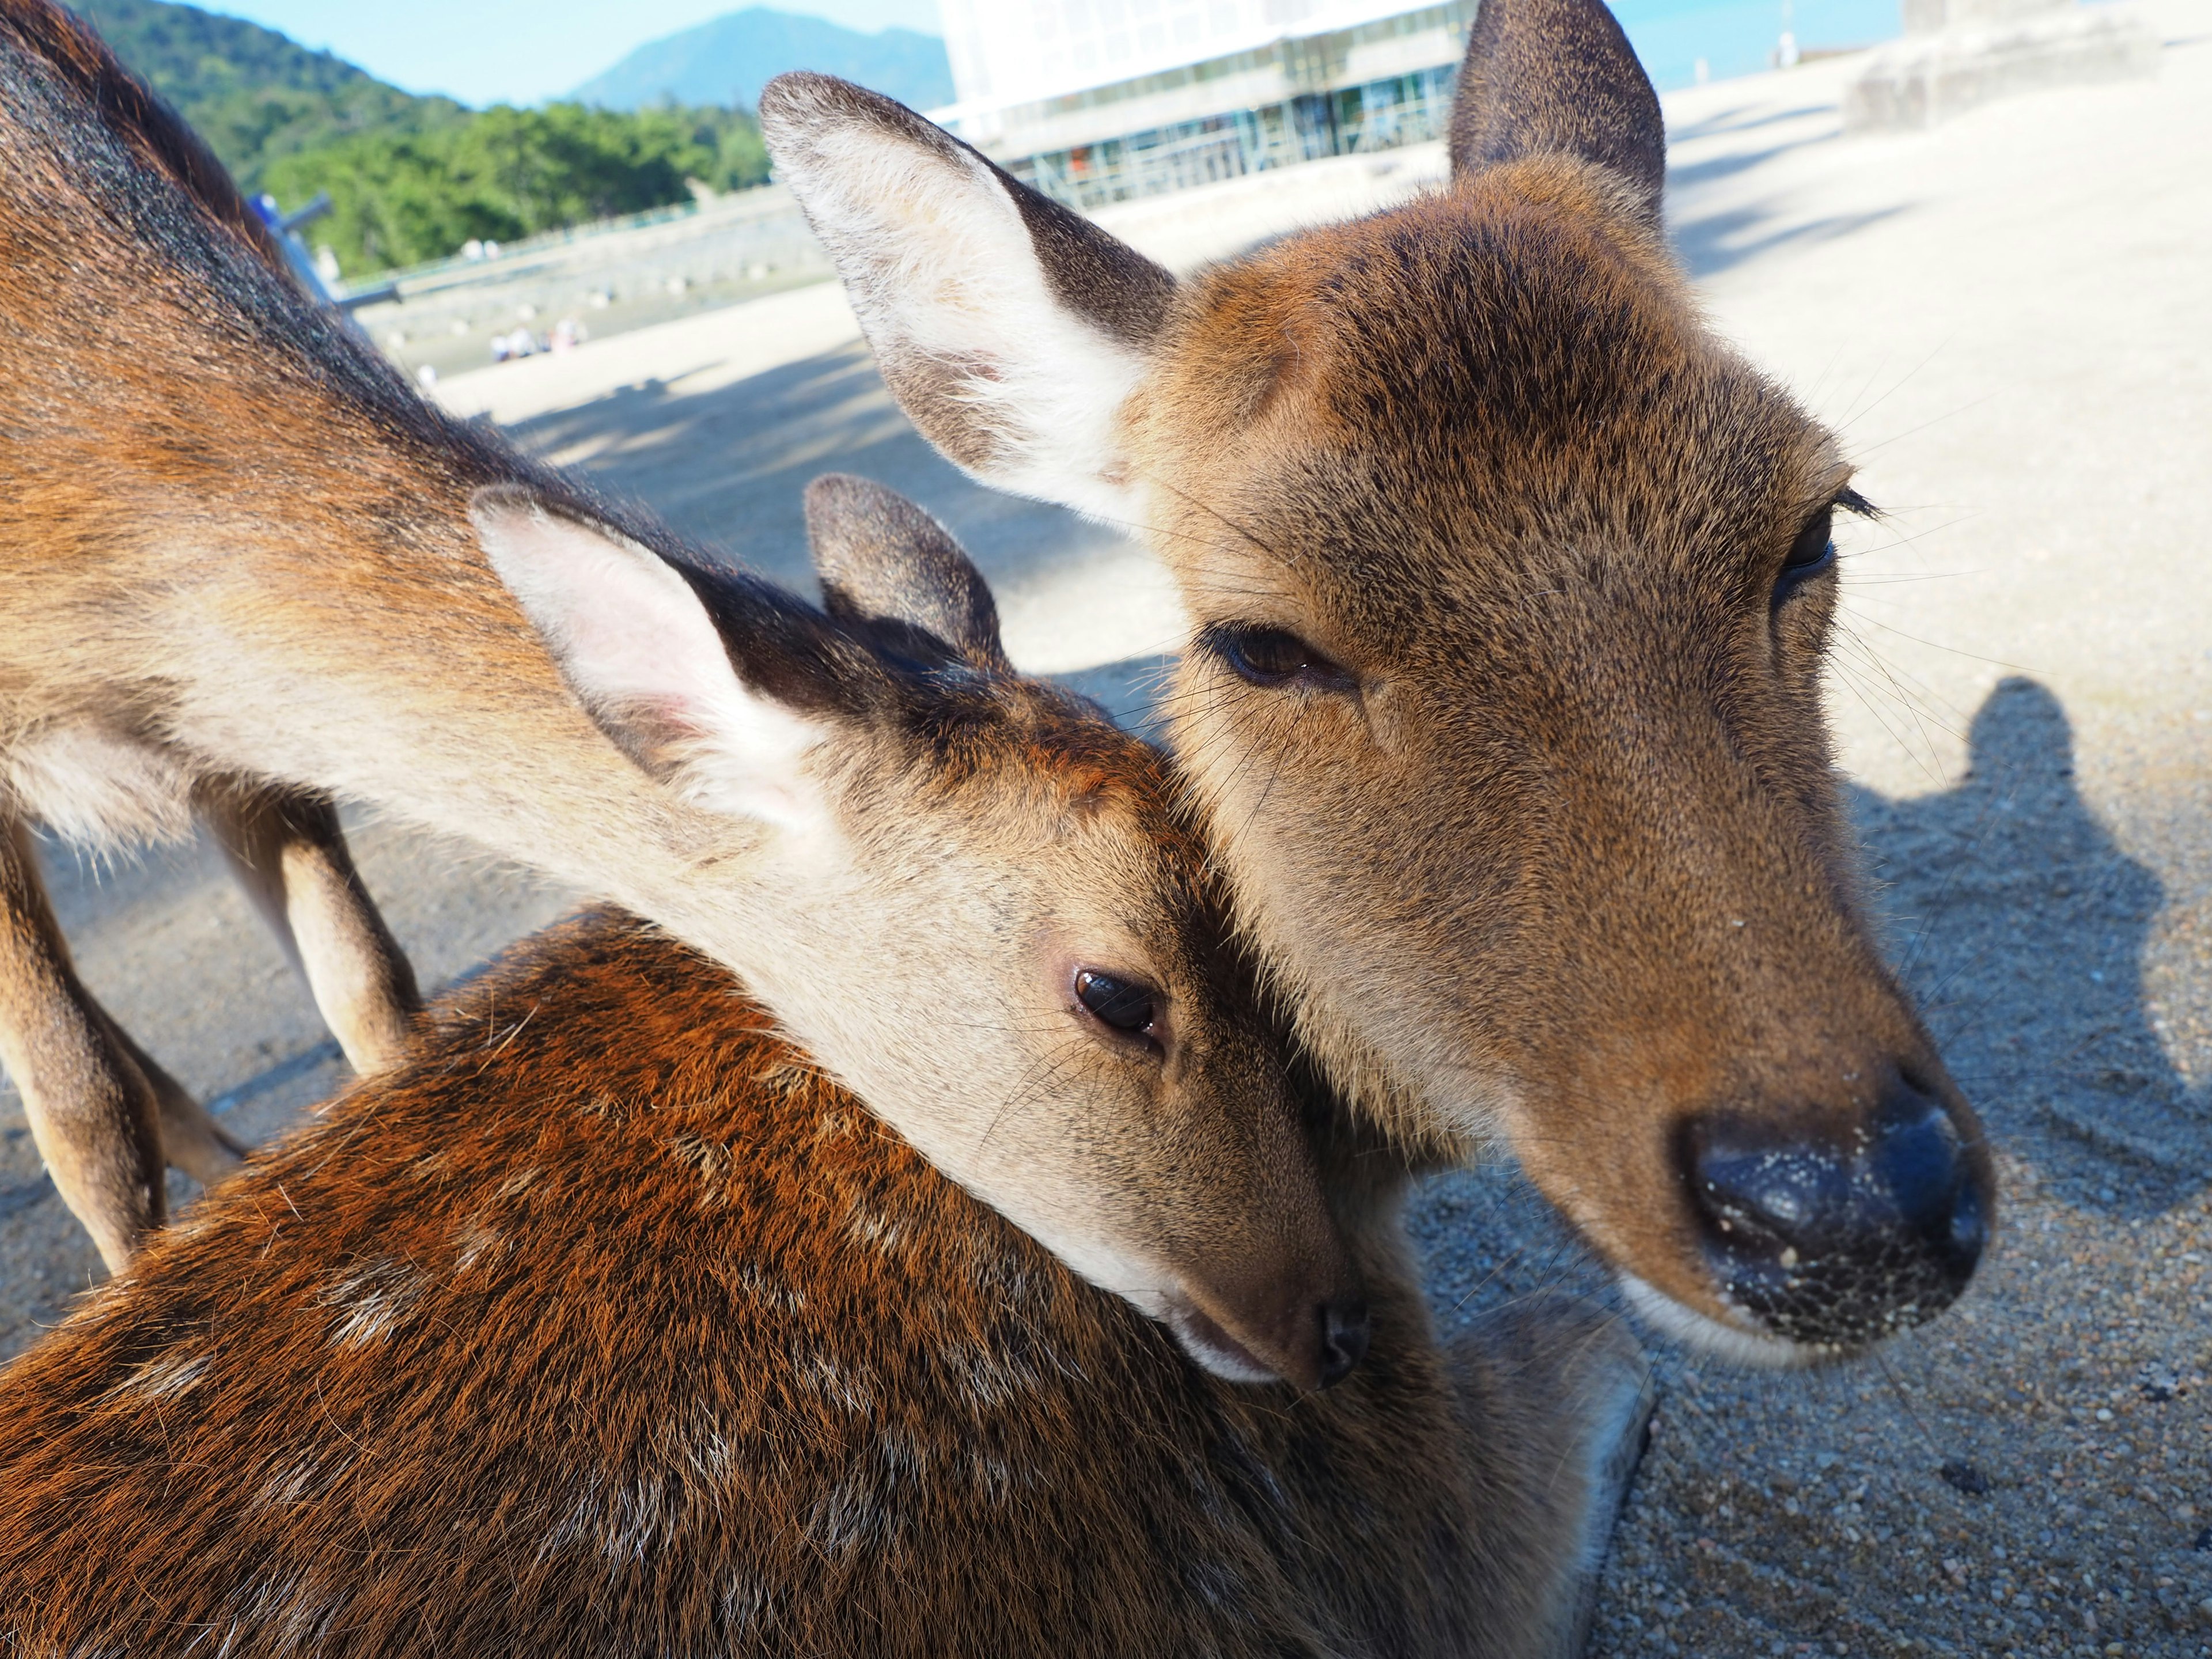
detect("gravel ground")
(6, 14), (2210, 1654)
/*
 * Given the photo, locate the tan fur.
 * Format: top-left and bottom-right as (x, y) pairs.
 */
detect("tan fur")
(0, 0), (423, 1267)
(200, 780), (422, 1073)
(0, 906), (1649, 1656)
(763, 0), (1996, 1363)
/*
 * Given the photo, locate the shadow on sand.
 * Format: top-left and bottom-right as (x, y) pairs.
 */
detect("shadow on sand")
(1853, 675), (2211, 1218)
(505, 339), (1124, 602)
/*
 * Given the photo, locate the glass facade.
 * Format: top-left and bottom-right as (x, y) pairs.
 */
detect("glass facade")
(1003, 58), (1458, 208)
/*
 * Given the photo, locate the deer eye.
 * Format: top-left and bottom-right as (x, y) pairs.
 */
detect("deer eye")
(1775, 505), (1837, 601)
(1074, 969), (1160, 1046)
(1206, 624), (1357, 691)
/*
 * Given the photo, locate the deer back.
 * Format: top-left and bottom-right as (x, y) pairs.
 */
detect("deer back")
(0, 909), (1626, 1657)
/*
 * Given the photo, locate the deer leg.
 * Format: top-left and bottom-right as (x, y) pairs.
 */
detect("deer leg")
(1449, 1295), (1656, 1659)
(0, 813), (168, 1270)
(89, 1000), (245, 1187)
(200, 781), (421, 1075)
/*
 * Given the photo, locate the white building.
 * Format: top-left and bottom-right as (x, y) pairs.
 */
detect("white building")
(933, 0), (1474, 206)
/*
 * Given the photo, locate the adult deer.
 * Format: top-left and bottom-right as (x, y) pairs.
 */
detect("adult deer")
(0, 479), (1650, 1658)
(0, 0), (421, 1268)
(0, 0), (1335, 1350)
(761, 0), (1995, 1363)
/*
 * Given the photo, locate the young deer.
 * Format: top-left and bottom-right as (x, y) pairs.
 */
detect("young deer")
(1, 0), (1315, 1349)
(761, 0), (1996, 1366)
(0, 0), (423, 1269)
(0, 479), (1650, 1657)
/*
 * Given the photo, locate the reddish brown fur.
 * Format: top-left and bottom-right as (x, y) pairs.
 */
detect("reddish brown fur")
(0, 908), (1646, 1656)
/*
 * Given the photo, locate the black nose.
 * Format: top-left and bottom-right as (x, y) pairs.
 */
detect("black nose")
(1681, 1080), (1987, 1349)
(1316, 1296), (1370, 1388)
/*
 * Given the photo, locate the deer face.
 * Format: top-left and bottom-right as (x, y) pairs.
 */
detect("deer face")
(473, 478), (1364, 1392)
(760, 0), (1992, 1363)
(1142, 176), (1987, 1361)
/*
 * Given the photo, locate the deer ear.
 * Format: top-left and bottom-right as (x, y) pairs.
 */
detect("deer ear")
(472, 487), (833, 832)
(760, 73), (1176, 527)
(1448, 0), (1666, 224)
(803, 475), (1011, 673)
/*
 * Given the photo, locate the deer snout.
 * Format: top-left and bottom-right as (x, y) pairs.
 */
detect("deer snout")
(1319, 1296), (1370, 1385)
(1165, 1286), (1370, 1392)
(1679, 1079), (1988, 1353)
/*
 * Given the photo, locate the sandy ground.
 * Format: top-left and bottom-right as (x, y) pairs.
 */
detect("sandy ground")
(5, 9), (2212, 1653)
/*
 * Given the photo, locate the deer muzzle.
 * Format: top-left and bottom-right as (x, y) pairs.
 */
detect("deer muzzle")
(1677, 1077), (1989, 1352)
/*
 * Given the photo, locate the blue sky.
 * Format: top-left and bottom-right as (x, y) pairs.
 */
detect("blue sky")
(206, 0), (945, 106)
(204, 0), (1900, 109)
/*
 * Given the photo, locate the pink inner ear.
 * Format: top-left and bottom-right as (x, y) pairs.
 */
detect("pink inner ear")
(479, 497), (828, 831)
(486, 505), (736, 726)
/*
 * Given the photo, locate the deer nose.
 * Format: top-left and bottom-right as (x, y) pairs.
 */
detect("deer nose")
(1681, 1081), (1987, 1350)
(1317, 1295), (1370, 1389)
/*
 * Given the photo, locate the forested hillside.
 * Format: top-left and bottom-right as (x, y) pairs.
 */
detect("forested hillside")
(71, 0), (467, 188)
(260, 105), (770, 274)
(73, 0), (772, 276)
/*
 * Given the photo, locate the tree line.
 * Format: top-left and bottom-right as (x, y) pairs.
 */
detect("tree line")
(263, 104), (772, 276)
(79, 0), (773, 279)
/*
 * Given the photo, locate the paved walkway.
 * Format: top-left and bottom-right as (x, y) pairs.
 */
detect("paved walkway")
(3, 12), (2209, 1650)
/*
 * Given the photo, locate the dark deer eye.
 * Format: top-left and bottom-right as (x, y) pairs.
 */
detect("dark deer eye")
(1776, 505), (1837, 600)
(1074, 969), (1159, 1042)
(1206, 623), (1356, 691)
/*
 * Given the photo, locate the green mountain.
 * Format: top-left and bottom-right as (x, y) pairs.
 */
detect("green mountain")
(70, 0), (467, 191)
(574, 7), (952, 113)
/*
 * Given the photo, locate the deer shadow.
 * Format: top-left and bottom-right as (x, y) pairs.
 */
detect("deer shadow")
(1852, 675), (2210, 1219)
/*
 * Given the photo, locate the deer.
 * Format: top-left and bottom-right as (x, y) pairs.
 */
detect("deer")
(759, 0), (1997, 1370)
(0, 475), (1653, 1658)
(0, 0), (425, 1270)
(0, 0), (1304, 1339)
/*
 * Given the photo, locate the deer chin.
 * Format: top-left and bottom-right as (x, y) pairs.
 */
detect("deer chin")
(1070, 1274), (1291, 1389)
(1616, 1275), (1840, 1370)
(1160, 1294), (1283, 1385)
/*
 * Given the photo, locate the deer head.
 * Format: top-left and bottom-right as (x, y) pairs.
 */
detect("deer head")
(759, 0), (1993, 1363)
(474, 475), (1363, 1389)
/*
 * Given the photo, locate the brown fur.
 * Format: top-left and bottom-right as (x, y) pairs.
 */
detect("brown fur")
(0, 907), (1648, 1656)
(1447, 0), (1666, 218)
(1130, 161), (1891, 1264)
(0, 0), (283, 265)
(762, 1), (1997, 1361)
